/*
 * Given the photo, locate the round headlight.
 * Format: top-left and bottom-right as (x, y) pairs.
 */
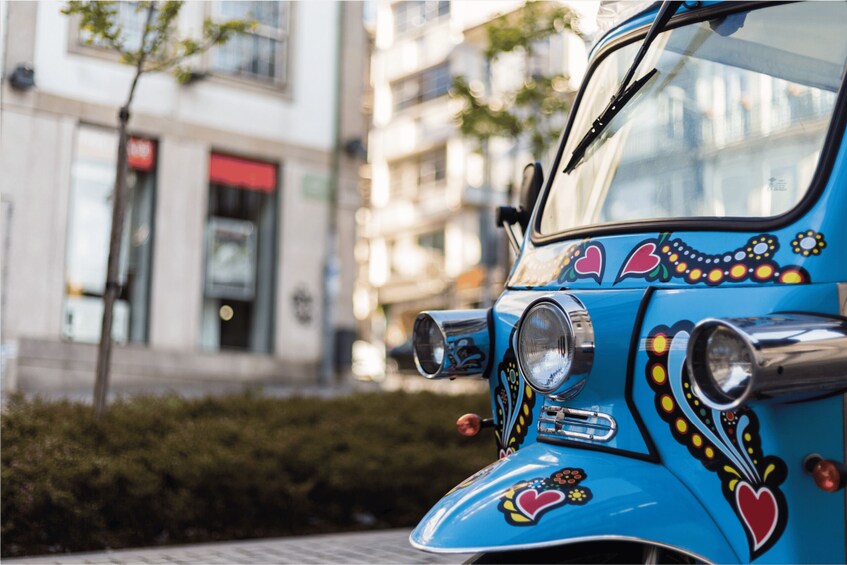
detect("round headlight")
(413, 315), (445, 376)
(517, 303), (573, 394)
(706, 327), (753, 396)
(516, 297), (593, 397)
(689, 323), (755, 411)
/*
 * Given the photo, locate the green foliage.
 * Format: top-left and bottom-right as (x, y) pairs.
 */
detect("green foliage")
(484, 2), (573, 60)
(451, 1), (579, 157)
(1, 391), (495, 557)
(62, 1), (253, 82)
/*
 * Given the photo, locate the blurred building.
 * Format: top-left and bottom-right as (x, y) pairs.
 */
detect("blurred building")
(359, 0), (588, 357)
(0, 1), (367, 397)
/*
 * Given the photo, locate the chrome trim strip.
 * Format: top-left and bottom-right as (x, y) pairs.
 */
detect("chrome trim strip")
(537, 405), (618, 442)
(408, 533), (717, 564)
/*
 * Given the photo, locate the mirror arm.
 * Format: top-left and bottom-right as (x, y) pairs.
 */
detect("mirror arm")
(496, 206), (524, 253)
(502, 221), (522, 254)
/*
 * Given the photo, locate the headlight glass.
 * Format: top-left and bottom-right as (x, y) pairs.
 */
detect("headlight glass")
(706, 327), (753, 397)
(413, 316), (445, 375)
(517, 302), (573, 393)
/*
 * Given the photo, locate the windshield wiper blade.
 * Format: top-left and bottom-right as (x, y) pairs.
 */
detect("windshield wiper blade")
(563, 68), (657, 173)
(563, 1), (683, 174)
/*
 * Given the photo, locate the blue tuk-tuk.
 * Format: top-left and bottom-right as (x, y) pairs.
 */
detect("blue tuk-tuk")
(409, 1), (847, 562)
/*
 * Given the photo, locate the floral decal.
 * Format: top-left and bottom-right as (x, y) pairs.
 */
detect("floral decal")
(790, 230), (826, 257)
(646, 322), (788, 560)
(557, 240), (606, 284)
(494, 334), (536, 459)
(615, 233), (809, 286)
(498, 467), (592, 526)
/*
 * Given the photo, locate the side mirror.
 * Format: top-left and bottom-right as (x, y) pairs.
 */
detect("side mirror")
(496, 162), (544, 253)
(519, 162), (544, 223)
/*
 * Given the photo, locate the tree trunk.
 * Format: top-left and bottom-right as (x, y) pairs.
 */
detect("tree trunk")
(93, 106), (131, 418)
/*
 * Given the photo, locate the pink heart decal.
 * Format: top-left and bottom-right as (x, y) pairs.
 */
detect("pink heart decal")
(621, 242), (661, 276)
(515, 489), (566, 521)
(735, 482), (779, 550)
(574, 245), (603, 277)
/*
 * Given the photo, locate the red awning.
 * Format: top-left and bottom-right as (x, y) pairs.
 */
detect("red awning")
(209, 153), (277, 192)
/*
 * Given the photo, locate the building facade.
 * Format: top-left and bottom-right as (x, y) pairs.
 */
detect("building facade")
(0, 1), (367, 397)
(360, 0), (588, 358)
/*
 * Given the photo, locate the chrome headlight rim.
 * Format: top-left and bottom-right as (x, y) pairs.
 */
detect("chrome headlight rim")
(515, 295), (594, 398)
(687, 318), (759, 412)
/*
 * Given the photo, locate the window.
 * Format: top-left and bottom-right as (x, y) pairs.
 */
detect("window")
(418, 147), (446, 187)
(388, 146), (447, 200)
(64, 126), (156, 344)
(78, 2), (151, 51)
(417, 230), (445, 254)
(201, 153), (278, 354)
(211, 1), (289, 84)
(540, 3), (847, 234)
(393, 63), (451, 111)
(394, 1), (450, 35)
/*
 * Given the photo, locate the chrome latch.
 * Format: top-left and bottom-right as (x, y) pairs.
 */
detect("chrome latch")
(538, 405), (618, 442)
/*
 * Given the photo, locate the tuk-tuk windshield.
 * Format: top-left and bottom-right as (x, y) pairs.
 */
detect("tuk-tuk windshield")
(539, 2), (847, 236)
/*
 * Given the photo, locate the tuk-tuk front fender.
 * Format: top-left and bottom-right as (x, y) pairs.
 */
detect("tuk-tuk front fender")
(411, 443), (739, 563)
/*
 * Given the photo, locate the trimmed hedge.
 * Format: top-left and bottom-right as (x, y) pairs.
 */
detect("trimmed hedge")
(1, 391), (494, 557)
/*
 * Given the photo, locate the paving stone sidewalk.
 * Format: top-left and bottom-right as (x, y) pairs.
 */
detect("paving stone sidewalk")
(8, 529), (473, 565)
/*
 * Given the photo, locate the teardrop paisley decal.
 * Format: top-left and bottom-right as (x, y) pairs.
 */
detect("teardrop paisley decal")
(616, 233), (810, 286)
(494, 334), (536, 459)
(646, 321), (788, 560)
(498, 467), (593, 526)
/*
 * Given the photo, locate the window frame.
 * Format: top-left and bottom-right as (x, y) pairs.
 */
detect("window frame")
(392, 62), (451, 112)
(393, 0), (450, 37)
(388, 145), (448, 201)
(207, 1), (292, 91)
(530, 1), (847, 245)
(66, 3), (160, 64)
(63, 124), (158, 345)
(66, 2), (294, 95)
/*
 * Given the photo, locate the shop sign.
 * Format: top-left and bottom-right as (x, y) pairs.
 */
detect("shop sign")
(302, 174), (331, 201)
(128, 137), (156, 171)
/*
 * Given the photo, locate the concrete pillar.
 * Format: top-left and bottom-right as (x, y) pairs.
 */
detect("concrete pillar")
(148, 137), (207, 350)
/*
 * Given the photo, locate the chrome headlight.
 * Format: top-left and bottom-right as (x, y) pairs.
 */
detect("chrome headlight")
(413, 309), (489, 379)
(516, 296), (594, 398)
(687, 314), (847, 411)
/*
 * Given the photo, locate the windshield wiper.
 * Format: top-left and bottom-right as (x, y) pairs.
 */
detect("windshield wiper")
(564, 1), (683, 174)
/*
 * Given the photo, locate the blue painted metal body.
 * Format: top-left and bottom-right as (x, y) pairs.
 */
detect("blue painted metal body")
(411, 443), (739, 562)
(412, 2), (847, 562)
